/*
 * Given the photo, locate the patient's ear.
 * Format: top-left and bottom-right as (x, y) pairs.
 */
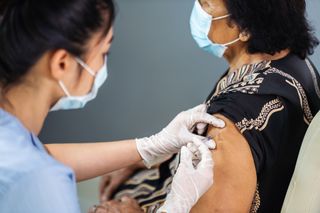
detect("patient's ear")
(239, 31), (251, 42)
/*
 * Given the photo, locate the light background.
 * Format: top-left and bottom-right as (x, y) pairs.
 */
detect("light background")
(39, 0), (320, 212)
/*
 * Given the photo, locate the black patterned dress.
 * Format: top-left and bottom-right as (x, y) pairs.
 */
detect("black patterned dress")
(112, 54), (320, 213)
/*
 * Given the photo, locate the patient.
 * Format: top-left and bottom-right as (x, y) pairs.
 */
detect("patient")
(97, 0), (320, 212)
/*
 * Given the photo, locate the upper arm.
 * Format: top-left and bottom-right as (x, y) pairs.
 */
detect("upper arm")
(191, 114), (257, 213)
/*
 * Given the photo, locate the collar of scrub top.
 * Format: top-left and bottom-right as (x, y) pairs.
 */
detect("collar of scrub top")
(0, 108), (47, 152)
(30, 133), (47, 152)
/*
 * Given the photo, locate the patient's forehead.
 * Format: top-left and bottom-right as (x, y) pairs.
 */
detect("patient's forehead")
(199, 0), (228, 17)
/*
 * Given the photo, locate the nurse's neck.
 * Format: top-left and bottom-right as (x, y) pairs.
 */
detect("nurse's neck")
(0, 78), (53, 136)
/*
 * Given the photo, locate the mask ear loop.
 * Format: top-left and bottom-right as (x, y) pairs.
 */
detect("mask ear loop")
(222, 37), (241, 46)
(58, 81), (71, 97)
(57, 57), (96, 97)
(75, 58), (96, 77)
(212, 14), (241, 47)
(212, 14), (230, 21)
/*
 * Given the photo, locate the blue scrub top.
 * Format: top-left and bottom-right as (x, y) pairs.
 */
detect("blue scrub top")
(0, 109), (81, 213)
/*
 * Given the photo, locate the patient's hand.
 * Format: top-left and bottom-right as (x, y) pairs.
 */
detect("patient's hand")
(89, 197), (143, 213)
(99, 162), (145, 202)
(99, 169), (133, 202)
(190, 114), (257, 213)
(99, 156), (173, 202)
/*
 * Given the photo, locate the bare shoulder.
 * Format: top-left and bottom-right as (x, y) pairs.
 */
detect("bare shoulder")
(191, 114), (257, 213)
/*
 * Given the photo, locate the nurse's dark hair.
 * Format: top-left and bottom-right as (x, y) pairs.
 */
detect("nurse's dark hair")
(0, 0), (115, 87)
(224, 0), (319, 59)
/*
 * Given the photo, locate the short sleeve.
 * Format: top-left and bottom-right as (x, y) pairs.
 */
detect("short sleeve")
(207, 92), (288, 175)
(3, 166), (81, 213)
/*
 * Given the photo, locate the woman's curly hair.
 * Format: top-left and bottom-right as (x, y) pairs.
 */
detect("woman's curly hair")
(224, 0), (319, 59)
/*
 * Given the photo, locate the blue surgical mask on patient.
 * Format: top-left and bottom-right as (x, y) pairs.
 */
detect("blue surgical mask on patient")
(190, 0), (240, 58)
(50, 56), (108, 111)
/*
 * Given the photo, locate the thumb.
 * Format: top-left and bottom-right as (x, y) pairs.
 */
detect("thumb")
(188, 133), (216, 150)
(197, 144), (214, 170)
(195, 122), (207, 135)
(180, 146), (194, 168)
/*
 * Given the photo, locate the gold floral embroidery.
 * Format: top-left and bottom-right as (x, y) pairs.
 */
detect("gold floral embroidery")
(250, 184), (261, 213)
(208, 62), (314, 126)
(263, 67), (314, 124)
(236, 98), (285, 133)
(213, 61), (271, 97)
(218, 76), (265, 95)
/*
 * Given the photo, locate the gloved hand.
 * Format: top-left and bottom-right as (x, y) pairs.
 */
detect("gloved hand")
(136, 104), (224, 168)
(157, 143), (214, 213)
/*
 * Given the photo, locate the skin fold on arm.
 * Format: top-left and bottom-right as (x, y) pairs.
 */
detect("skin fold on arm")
(191, 114), (257, 213)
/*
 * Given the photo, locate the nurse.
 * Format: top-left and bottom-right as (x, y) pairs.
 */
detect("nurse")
(0, 0), (224, 212)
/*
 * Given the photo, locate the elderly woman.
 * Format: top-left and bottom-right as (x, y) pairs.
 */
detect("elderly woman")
(98, 0), (320, 212)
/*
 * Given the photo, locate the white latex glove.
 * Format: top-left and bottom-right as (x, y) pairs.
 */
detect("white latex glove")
(136, 104), (224, 168)
(157, 143), (214, 213)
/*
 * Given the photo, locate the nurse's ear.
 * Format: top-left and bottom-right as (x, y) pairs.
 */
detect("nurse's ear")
(48, 49), (78, 81)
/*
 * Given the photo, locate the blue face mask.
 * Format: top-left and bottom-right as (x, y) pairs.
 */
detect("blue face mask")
(190, 0), (240, 58)
(50, 56), (108, 111)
